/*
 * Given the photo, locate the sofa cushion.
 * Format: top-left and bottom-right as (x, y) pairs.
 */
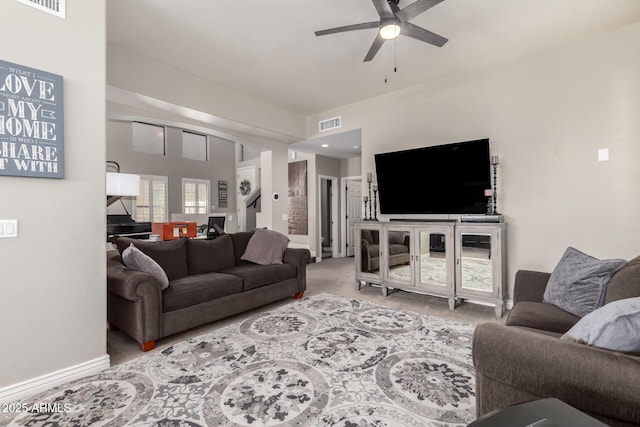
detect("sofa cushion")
(122, 244), (169, 290)
(506, 301), (580, 334)
(220, 263), (297, 291)
(241, 228), (289, 265)
(388, 231), (406, 245)
(561, 297), (640, 353)
(163, 273), (243, 312)
(186, 235), (236, 275)
(389, 243), (409, 256)
(542, 247), (626, 317)
(604, 255), (640, 305)
(361, 230), (374, 244)
(229, 230), (256, 265)
(114, 236), (188, 281)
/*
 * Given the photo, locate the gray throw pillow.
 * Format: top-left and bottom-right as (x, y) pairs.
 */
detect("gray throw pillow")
(240, 228), (289, 265)
(561, 297), (640, 353)
(543, 247), (626, 318)
(122, 243), (169, 290)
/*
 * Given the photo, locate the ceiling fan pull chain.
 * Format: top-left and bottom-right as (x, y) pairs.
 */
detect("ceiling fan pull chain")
(394, 37), (398, 73)
(384, 41), (389, 83)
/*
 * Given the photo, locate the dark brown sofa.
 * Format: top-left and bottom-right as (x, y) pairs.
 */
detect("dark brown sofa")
(107, 230), (310, 351)
(473, 259), (640, 427)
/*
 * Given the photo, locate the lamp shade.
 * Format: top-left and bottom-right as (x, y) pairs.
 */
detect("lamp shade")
(106, 172), (140, 196)
(379, 20), (401, 40)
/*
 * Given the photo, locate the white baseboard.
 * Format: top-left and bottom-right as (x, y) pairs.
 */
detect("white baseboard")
(0, 355), (110, 404)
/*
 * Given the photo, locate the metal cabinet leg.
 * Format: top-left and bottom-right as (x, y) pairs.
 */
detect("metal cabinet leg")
(355, 280), (362, 291)
(495, 304), (504, 319)
(382, 286), (389, 297)
(448, 298), (456, 311)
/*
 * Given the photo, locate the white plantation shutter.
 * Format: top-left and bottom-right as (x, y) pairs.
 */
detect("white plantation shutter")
(182, 178), (209, 214)
(135, 175), (168, 222)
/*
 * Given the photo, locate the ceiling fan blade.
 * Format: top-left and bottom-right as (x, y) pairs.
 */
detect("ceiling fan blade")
(315, 21), (379, 37)
(371, 0), (394, 18)
(396, 0), (444, 21)
(364, 33), (385, 62)
(401, 22), (448, 47)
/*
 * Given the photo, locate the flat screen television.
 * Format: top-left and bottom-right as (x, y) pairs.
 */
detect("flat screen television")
(374, 138), (490, 215)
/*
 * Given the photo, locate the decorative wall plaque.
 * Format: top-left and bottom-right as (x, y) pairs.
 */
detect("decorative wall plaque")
(0, 59), (64, 178)
(218, 180), (228, 208)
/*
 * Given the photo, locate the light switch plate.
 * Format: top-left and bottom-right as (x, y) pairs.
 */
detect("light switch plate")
(598, 148), (609, 161)
(0, 220), (18, 238)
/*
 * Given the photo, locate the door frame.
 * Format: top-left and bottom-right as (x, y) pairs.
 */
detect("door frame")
(340, 175), (362, 258)
(317, 175), (339, 261)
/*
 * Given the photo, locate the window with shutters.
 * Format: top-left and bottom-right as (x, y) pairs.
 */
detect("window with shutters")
(134, 175), (168, 222)
(182, 178), (210, 214)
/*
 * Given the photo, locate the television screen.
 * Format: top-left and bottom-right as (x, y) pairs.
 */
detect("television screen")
(374, 139), (490, 215)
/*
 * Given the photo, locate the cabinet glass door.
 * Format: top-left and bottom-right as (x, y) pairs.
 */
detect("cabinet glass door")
(417, 231), (447, 287)
(385, 228), (412, 283)
(358, 227), (382, 277)
(459, 233), (493, 292)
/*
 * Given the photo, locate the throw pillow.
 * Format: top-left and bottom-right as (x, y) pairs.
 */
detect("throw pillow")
(542, 247), (626, 318)
(560, 297), (640, 353)
(240, 228), (289, 265)
(122, 243), (169, 290)
(114, 236), (188, 280)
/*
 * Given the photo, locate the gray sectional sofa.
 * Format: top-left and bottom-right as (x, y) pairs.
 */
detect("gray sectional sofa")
(473, 258), (640, 426)
(107, 230), (310, 351)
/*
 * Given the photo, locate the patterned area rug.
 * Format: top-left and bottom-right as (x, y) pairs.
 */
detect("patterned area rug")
(2, 294), (476, 426)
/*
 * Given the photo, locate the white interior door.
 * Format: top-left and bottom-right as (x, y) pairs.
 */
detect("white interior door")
(346, 179), (362, 256)
(237, 165), (256, 232)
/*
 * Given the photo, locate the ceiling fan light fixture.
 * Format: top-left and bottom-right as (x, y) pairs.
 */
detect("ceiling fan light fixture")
(379, 19), (401, 40)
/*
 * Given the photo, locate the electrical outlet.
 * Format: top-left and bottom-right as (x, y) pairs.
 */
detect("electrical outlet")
(0, 220), (18, 238)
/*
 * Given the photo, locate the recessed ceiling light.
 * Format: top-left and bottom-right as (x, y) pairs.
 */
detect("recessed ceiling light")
(321, 144), (329, 148)
(354, 145), (359, 149)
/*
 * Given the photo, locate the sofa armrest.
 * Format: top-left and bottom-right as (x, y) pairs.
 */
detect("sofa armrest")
(473, 322), (640, 424)
(107, 250), (162, 301)
(283, 248), (310, 293)
(513, 270), (551, 304)
(283, 247), (311, 267)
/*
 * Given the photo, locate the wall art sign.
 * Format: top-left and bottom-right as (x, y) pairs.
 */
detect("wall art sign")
(218, 180), (228, 208)
(0, 59), (64, 178)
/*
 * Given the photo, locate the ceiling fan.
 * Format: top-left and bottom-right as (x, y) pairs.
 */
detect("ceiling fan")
(315, 0), (448, 62)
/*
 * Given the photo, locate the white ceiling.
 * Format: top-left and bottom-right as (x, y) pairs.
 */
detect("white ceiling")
(107, 0), (640, 157)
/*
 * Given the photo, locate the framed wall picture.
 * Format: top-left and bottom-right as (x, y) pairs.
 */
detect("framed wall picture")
(288, 160), (308, 235)
(0, 59), (64, 178)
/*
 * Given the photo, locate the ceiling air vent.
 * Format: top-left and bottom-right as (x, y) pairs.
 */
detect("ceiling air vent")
(319, 116), (342, 132)
(16, 0), (65, 18)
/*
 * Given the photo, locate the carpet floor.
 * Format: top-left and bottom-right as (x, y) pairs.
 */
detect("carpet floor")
(2, 293), (477, 426)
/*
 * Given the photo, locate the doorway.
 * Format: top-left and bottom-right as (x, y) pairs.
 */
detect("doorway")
(318, 175), (339, 261)
(341, 176), (362, 257)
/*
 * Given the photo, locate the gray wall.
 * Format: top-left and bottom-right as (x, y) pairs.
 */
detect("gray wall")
(307, 22), (640, 300)
(107, 121), (237, 219)
(0, 1), (107, 390)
